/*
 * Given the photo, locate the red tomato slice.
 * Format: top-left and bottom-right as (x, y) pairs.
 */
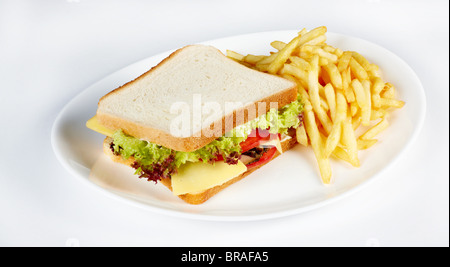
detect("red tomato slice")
(240, 128), (278, 153)
(245, 146), (278, 169)
(215, 128), (280, 162)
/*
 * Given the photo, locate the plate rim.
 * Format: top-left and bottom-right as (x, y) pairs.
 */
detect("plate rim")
(51, 30), (427, 221)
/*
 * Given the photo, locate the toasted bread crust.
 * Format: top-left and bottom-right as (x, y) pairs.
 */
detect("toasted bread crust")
(103, 130), (297, 204)
(97, 45), (297, 152)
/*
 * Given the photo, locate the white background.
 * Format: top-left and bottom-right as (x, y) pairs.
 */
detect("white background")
(0, 0), (448, 247)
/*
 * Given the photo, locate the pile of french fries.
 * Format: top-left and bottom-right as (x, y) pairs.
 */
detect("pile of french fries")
(227, 26), (405, 184)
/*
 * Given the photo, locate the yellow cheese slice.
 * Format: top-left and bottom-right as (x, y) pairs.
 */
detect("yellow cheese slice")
(171, 160), (247, 195)
(86, 115), (114, 137)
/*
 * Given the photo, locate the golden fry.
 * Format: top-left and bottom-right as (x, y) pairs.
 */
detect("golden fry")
(289, 56), (311, 71)
(349, 57), (369, 80)
(297, 26), (327, 47)
(304, 34), (327, 46)
(357, 139), (378, 150)
(243, 54), (266, 65)
(381, 83), (396, 99)
(257, 52), (278, 65)
(337, 51), (353, 73)
(351, 79), (370, 125)
(304, 106), (332, 184)
(331, 146), (353, 166)
(370, 108), (387, 120)
(267, 35), (301, 74)
(379, 98), (405, 108)
(359, 117), (389, 140)
(281, 63), (309, 85)
(307, 70), (333, 135)
(324, 122), (342, 158)
(335, 90), (347, 123)
(226, 50), (244, 61)
(352, 51), (371, 71)
(342, 116), (360, 167)
(342, 67), (355, 103)
(296, 124), (308, 146)
(323, 63), (343, 90)
(324, 83), (336, 122)
(271, 40), (286, 51)
(361, 80), (372, 126)
(307, 55), (322, 112)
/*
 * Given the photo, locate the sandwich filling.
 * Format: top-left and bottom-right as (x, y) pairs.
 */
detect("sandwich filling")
(109, 99), (303, 183)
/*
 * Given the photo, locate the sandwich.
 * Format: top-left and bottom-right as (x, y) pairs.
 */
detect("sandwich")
(86, 44), (303, 204)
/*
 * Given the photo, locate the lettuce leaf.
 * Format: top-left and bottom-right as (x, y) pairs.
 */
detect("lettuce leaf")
(111, 98), (303, 180)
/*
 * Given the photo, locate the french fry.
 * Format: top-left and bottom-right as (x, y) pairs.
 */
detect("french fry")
(372, 94), (381, 109)
(320, 96), (329, 111)
(271, 40), (287, 51)
(297, 26), (327, 47)
(351, 79), (370, 125)
(323, 63), (343, 90)
(324, 83), (336, 122)
(331, 146), (353, 165)
(338, 51), (352, 71)
(357, 139), (377, 150)
(322, 44), (335, 53)
(256, 52), (278, 65)
(319, 57), (329, 67)
(381, 83), (396, 99)
(281, 63), (309, 86)
(280, 73), (297, 84)
(335, 90), (348, 123)
(304, 34), (327, 46)
(350, 101), (359, 117)
(372, 77), (385, 94)
(297, 28), (308, 36)
(333, 47), (344, 58)
(341, 116), (360, 167)
(342, 67), (355, 103)
(308, 55), (331, 127)
(303, 106), (332, 184)
(349, 57), (369, 80)
(371, 77), (384, 108)
(243, 54), (266, 65)
(307, 55), (321, 111)
(296, 124), (308, 146)
(361, 79), (372, 126)
(352, 51), (371, 72)
(379, 98), (405, 108)
(267, 35), (301, 74)
(370, 108), (387, 120)
(308, 56), (333, 134)
(289, 56), (311, 71)
(359, 117), (389, 140)
(302, 45), (339, 63)
(254, 63), (270, 72)
(352, 116), (361, 131)
(226, 50), (244, 61)
(368, 63), (382, 78)
(324, 122), (342, 157)
(298, 85), (310, 105)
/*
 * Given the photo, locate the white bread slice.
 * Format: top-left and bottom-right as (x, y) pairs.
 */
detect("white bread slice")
(97, 45), (297, 152)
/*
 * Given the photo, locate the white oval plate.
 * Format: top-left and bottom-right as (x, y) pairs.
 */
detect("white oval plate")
(51, 31), (426, 221)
